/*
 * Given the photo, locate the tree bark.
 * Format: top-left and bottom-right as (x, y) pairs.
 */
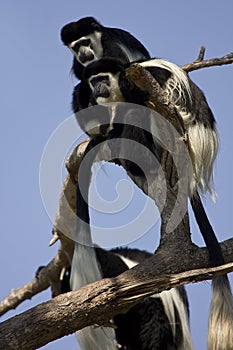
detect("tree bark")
(0, 256), (232, 350)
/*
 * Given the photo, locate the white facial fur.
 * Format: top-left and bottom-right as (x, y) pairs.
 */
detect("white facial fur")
(88, 72), (125, 104)
(69, 32), (103, 67)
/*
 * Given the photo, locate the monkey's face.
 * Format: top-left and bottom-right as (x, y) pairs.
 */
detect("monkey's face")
(88, 72), (125, 105)
(68, 32), (103, 67)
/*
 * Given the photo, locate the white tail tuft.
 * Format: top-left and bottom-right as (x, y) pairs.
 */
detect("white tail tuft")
(160, 289), (194, 350)
(208, 276), (233, 350)
(188, 122), (219, 198)
(71, 222), (116, 350)
(77, 326), (117, 350)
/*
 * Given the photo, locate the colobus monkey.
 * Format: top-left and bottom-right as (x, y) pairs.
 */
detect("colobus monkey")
(61, 17), (192, 350)
(79, 57), (218, 193)
(76, 57), (233, 350)
(60, 16), (150, 80)
(61, 248), (192, 350)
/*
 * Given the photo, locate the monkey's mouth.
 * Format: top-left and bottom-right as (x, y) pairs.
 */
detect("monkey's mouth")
(93, 83), (110, 99)
(78, 47), (95, 64)
(79, 52), (94, 64)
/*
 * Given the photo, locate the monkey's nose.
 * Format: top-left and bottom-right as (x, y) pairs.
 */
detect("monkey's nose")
(78, 51), (94, 64)
(93, 82), (110, 99)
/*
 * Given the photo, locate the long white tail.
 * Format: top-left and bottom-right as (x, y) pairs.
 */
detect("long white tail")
(70, 221), (116, 350)
(208, 276), (233, 350)
(160, 289), (193, 350)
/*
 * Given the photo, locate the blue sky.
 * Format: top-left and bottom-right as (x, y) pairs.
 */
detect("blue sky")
(1, 1), (232, 349)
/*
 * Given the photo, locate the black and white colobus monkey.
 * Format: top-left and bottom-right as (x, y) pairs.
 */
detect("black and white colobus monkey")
(61, 18), (192, 350)
(76, 57), (233, 350)
(60, 16), (150, 80)
(61, 247), (192, 350)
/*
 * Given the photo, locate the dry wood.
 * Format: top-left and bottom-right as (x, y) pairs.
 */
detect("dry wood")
(0, 259), (233, 350)
(181, 48), (233, 72)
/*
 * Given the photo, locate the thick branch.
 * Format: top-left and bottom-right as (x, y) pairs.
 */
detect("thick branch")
(0, 257), (233, 350)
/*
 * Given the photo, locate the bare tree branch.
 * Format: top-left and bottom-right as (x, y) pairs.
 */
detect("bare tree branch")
(0, 246), (69, 317)
(181, 49), (233, 72)
(0, 258), (233, 350)
(0, 140), (90, 317)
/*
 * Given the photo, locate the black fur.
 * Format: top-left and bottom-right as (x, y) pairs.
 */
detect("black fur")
(72, 81), (92, 112)
(61, 17), (150, 80)
(188, 80), (216, 129)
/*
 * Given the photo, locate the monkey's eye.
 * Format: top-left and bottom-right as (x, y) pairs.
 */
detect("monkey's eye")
(90, 75), (109, 88)
(72, 39), (91, 52)
(79, 39), (91, 47)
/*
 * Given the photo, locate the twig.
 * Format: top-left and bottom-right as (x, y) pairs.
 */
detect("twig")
(0, 246), (70, 317)
(196, 46), (206, 62)
(182, 51), (233, 72)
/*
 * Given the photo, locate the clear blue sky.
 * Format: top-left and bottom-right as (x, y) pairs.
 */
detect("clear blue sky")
(1, 1), (232, 349)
